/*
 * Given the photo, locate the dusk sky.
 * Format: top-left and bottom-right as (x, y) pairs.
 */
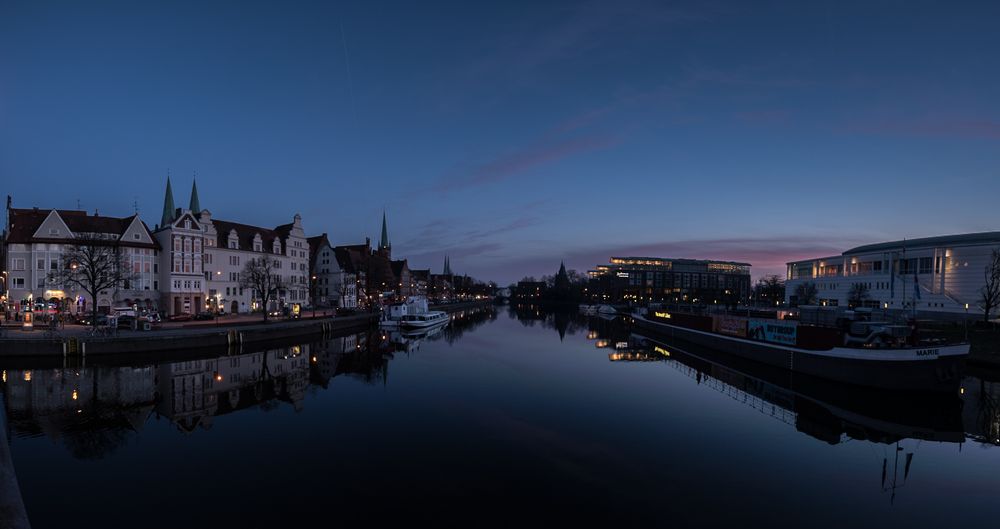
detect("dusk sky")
(3, 0), (999, 284)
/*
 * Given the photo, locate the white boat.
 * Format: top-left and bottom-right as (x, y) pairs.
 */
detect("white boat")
(597, 305), (619, 315)
(579, 304), (598, 315)
(380, 296), (434, 328)
(398, 311), (450, 330)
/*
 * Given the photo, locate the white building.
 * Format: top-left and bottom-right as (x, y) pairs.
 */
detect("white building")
(308, 233), (356, 309)
(786, 232), (1000, 319)
(154, 178), (311, 315)
(4, 205), (160, 315)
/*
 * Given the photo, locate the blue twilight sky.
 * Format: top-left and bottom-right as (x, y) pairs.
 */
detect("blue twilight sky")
(2, 0), (999, 284)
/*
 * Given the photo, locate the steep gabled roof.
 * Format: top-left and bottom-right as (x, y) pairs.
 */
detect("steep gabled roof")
(307, 234), (331, 270)
(7, 208), (160, 249)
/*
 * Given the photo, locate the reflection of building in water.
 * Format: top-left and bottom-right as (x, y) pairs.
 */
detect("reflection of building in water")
(962, 378), (1000, 446)
(156, 344), (311, 433)
(1, 366), (157, 459)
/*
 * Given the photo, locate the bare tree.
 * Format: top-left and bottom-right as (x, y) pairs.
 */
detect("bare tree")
(848, 282), (870, 309)
(753, 275), (786, 306)
(239, 255), (285, 322)
(794, 281), (818, 306)
(50, 234), (136, 329)
(979, 248), (1000, 322)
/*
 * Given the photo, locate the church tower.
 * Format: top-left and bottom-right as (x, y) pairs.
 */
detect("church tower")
(378, 211), (391, 258)
(160, 177), (176, 228)
(189, 177), (201, 216)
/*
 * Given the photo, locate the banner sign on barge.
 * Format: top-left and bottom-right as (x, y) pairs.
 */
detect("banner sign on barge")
(748, 319), (797, 345)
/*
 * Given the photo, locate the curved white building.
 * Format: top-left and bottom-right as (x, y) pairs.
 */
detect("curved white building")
(786, 232), (1000, 319)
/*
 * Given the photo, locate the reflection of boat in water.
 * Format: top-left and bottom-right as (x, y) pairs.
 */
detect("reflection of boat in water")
(579, 304), (598, 315)
(632, 309), (967, 393)
(627, 332), (965, 445)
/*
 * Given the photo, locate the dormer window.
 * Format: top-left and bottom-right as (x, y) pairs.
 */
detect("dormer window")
(184, 220), (191, 229)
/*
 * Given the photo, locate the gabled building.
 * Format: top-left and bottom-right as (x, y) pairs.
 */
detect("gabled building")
(308, 233), (356, 309)
(155, 178), (311, 315)
(4, 202), (160, 315)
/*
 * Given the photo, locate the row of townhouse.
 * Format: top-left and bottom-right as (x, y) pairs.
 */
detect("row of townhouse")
(1, 179), (310, 316)
(2, 180), (427, 317)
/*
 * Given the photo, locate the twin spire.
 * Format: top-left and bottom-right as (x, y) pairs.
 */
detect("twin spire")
(160, 175), (201, 228)
(443, 255), (453, 275)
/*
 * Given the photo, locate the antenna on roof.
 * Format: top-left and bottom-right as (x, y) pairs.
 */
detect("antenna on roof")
(76, 199), (81, 210)
(133, 196), (139, 215)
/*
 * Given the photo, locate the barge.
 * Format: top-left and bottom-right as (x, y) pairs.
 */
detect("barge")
(631, 307), (967, 393)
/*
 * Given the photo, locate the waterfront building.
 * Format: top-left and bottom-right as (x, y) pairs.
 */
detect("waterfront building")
(3, 203), (160, 315)
(587, 256), (751, 304)
(155, 179), (311, 315)
(409, 268), (430, 297)
(785, 231), (1000, 318)
(331, 213), (416, 305)
(308, 233), (356, 308)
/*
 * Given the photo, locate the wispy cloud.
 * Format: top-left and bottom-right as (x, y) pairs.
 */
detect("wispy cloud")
(848, 117), (1000, 140)
(432, 134), (618, 193)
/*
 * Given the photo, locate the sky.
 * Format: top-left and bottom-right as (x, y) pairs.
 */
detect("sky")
(2, 0), (999, 284)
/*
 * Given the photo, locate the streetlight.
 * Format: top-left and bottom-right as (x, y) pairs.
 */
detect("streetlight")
(965, 303), (970, 342)
(310, 275), (317, 318)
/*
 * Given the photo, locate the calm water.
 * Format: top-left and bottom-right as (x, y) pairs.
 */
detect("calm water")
(3, 306), (999, 528)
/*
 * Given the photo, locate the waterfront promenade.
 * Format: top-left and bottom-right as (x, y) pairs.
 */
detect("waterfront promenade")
(0, 301), (491, 357)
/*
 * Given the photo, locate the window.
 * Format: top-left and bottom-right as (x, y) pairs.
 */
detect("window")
(12, 258), (25, 270)
(37, 277), (46, 288)
(184, 220), (191, 229)
(134, 233), (141, 240)
(49, 228), (59, 235)
(51, 261), (58, 270)
(37, 259), (45, 270)
(12, 277), (25, 288)
(154, 281), (158, 290)
(153, 263), (158, 273)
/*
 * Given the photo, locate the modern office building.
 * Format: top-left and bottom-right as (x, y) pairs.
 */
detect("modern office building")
(785, 231), (1000, 318)
(588, 256), (752, 303)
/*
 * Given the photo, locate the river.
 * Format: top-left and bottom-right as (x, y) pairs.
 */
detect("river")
(2, 305), (999, 528)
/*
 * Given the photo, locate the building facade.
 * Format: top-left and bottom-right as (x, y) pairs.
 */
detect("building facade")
(4, 205), (160, 315)
(587, 256), (751, 304)
(308, 234), (357, 309)
(785, 232), (1000, 318)
(154, 178), (311, 316)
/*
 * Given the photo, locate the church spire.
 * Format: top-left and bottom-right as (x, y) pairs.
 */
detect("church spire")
(160, 177), (176, 228)
(379, 211), (390, 251)
(189, 176), (201, 214)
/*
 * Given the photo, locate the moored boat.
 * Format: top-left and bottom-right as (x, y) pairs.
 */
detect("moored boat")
(631, 307), (967, 393)
(398, 311), (450, 330)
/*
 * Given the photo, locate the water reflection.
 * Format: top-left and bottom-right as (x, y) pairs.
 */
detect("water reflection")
(589, 322), (1000, 450)
(1, 306), (496, 457)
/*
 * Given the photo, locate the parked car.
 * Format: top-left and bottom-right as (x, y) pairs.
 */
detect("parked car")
(167, 313), (193, 322)
(193, 311), (215, 321)
(77, 314), (109, 326)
